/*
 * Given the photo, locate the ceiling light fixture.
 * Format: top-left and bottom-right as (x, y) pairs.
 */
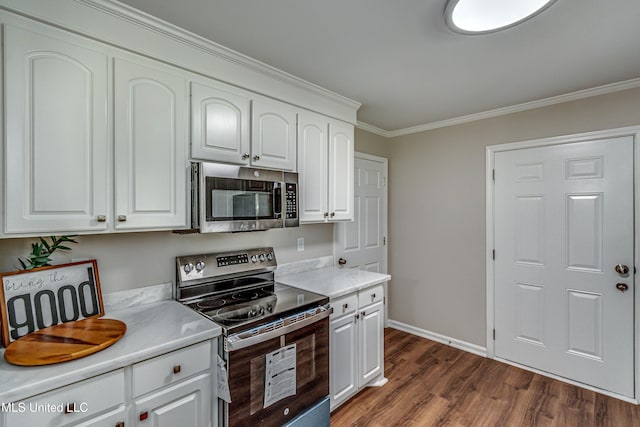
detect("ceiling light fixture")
(445, 0), (557, 35)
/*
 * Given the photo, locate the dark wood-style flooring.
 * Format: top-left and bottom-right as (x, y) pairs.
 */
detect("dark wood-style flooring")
(330, 328), (640, 427)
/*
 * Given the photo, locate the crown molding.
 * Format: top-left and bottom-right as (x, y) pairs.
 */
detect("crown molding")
(359, 77), (640, 139)
(74, 0), (361, 112)
(355, 121), (392, 138)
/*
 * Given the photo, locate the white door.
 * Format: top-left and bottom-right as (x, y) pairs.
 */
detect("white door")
(298, 112), (329, 222)
(4, 24), (110, 234)
(114, 57), (189, 230)
(328, 122), (354, 221)
(358, 300), (384, 387)
(191, 81), (250, 165)
(251, 97), (297, 171)
(329, 313), (358, 408)
(335, 153), (387, 273)
(494, 136), (634, 397)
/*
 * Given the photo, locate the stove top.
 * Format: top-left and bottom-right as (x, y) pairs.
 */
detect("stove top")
(176, 248), (329, 335)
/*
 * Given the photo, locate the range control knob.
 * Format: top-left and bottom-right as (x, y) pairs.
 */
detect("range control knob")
(251, 255), (258, 263)
(184, 263), (194, 274)
(195, 261), (205, 272)
(259, 254), (266, 262)
(267, 252), (274, 261)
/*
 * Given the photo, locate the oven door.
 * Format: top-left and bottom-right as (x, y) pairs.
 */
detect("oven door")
(224, 317), (329, 427)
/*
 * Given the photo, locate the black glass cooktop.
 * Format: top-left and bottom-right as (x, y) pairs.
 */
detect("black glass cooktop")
(187, 284), (328, 335)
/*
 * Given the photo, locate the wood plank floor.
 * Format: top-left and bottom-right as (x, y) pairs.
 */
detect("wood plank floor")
(330, 328), (640, 427)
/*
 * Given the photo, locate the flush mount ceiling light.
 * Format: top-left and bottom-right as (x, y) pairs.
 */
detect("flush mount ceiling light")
(445, 0), (557, 34)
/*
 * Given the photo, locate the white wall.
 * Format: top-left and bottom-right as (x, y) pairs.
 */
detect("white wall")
(373, 86), (640, 347)
(0, 224), (333, 294)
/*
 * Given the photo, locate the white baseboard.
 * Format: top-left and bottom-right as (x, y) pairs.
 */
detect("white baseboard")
(387, 320), (487, 357)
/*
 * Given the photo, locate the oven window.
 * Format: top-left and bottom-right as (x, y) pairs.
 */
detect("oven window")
(205, 177), (280, 221)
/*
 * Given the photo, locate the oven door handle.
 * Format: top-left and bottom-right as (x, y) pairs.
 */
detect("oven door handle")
(225, 305), (332, 352)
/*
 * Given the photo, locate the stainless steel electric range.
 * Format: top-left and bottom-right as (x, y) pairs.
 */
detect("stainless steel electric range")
(176, 247), (331, 427)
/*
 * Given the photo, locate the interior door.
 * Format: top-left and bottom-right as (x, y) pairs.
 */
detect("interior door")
(334, 154), (387, 273)
(494, 136), (634, 397)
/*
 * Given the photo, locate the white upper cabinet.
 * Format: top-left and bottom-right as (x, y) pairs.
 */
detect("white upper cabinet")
(298, 112), (329, 222)
(191, 86), (297, 171)
(251, 97), (297, 171)
(114, 57), (189, 230)
(4, 24), (110, 234)
(298, 111), (354, 222)
(191, 81), (250, 164)
(328, 121), (354, 221)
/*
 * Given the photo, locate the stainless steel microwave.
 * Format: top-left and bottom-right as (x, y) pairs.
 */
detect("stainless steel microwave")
(191, 162), (298, 233)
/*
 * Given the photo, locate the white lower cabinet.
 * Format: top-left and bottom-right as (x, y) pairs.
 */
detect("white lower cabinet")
(329, 285), (385, 410)
(133, 374), (210, 427)
(3, 340), (215, 427)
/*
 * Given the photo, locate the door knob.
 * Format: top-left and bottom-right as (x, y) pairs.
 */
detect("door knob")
(616, 283), (629, 292)
(615, 264), (630, 275)
(338, 258), (347, 266)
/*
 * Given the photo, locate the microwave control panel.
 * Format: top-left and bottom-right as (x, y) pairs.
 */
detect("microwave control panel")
(285, 183), (297, 219)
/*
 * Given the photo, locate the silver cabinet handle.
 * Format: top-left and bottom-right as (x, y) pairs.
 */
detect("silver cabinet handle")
(371, 293), (376, 301)
(242, 153), (250, 159)
(342, 303), (349, 311)
(173, 365), (181, 374)
(118, 215), (127, 222)
(330, 212), (335, 218)
(97, 215), (107, 222)
(324, 212), (329, 218)
(253, 155), (260, 161)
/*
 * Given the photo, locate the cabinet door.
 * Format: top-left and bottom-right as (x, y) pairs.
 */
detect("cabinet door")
(4, 24), (109, 234)
(191, 81), (250, 164)
(329, 313), (358, 409)
(298, 112), (328, 222)
(358, 300), (384, 387)
(114, 57), (189, 230)
(134, 373), (211, 427)
(328, 121), (354, 221)
(251, 97), (297, 171)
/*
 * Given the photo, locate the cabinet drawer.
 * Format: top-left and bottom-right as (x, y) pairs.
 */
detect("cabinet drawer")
(358, 285), (384, 308)
(132, 341), (211, 397)
(331, 293), (358, 318)
(5, 369), (125, 427)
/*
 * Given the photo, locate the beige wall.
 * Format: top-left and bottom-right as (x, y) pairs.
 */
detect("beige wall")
(0, 224), (334, 294)
(355, 127), (389, 158)
(387, 87), (640, 347)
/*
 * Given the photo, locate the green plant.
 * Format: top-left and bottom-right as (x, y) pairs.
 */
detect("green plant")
(18, 235), (79, 270)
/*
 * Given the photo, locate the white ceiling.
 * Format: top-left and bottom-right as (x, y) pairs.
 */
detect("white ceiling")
(117, 0), (640, 132)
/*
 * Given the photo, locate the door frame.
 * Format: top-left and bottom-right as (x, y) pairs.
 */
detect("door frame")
(486, 125), (640, 403)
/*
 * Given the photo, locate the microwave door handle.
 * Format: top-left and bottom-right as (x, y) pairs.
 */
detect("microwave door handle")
(273, 183), (282, 218)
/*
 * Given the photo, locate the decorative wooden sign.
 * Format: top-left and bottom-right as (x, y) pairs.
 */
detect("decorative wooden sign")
(0, 260), (104, 347)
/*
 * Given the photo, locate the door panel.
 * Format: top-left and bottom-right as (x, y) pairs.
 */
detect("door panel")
(335, 155), (387, 273)
(114, 57), (188, 230)
(494, 136), (634, 397)
(4, 24), (109, 233)
(191, 81), (250, 164)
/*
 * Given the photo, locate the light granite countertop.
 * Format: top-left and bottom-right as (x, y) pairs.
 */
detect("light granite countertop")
(0, 299), (221, 403)
(277, 266), (391, 299)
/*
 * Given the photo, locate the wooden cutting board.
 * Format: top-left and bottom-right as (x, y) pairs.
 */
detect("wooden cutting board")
(4, 318), (126, 366)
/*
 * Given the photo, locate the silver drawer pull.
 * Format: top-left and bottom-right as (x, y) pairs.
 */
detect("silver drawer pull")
(118, 215), (127, 222)
(342, 303), (349, 311)
(97, 215), (107, 222)
(173, 365), (181, 374)
(371, 293), (376, 300)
